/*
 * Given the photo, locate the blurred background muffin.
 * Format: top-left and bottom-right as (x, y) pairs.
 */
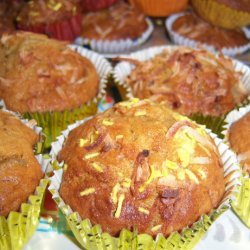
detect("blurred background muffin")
(168, 11), (250, 53)
(81, 1), (148, 41)
(17, 0), (82, 41)
(58, 100), (225, 237)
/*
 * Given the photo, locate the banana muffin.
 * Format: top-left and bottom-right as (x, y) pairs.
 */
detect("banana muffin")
(228, 111), (250, 174)
(81, 1), (148, 41)
(0, 32), (99, 113)
(17, 0), (82, 41)
(124, 47), (247, 116)
(0, 109), (43, 217)
(172, 12), (249, 49)
(58, 99), (225, 236)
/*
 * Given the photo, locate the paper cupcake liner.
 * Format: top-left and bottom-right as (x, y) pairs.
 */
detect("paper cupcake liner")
(48, 116), (241, 250)
(113, 45), (250, 137)
(222, 104), (250, 227)
(74, 18), (154, 54)
(0, 45), (112, 149)
(0, 109), (50, 250)
(81, 0), (119, 12)
(166, 12), (250, 57)
(18, 13), (82, 41)
(191, 0), (250, 29)
(128, 0), (188, 17)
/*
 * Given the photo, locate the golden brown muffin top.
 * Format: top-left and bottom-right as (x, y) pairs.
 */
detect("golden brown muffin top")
(216, 0), (250, 12)
(172, 12), (249, 49)
(229, 111), (250, 174)
(0, 110), (43, 216)
(81, 1), (148, 40)
(59, 99), (225, 236)
(125, 47), (247, 116)
(0, 32), (99, 113)
(17, 0), (81, 25)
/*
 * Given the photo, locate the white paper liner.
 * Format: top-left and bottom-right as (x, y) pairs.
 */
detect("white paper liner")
(165, 12), (250, 57)
(48, 115), (241, 249)
(68, 45), (112, 102)
(113, 45), (250, 100)
(74, 18), (154, 54)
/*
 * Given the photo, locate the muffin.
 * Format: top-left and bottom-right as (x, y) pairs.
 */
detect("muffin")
(191, 0), (250, 29)
(0, 32), (99, 113)
(224, 105), (250, 227)
(0, 109), (48, 250)
(129, 0), (188, 17)
(118, 47), (247, 117)
(167, 12), (250, 55)
(0, 32), (110, 147)
(228, 111), (250, 174)
(0, 110), (43, 217)
(76, 1), (153, 53)
(81, 1), (148, 41)
(17, 0), (82, 41)
(81, 0), (118, 12)
(57, 100), (225, 237)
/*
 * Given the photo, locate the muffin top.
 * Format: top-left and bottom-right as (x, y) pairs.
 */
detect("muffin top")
(229, 111), (250, 174)
(124, 47), (246, 116)
(17, 0), (81, 26)
(172, 12), (249, 49)
(0, 110), (43, 217)
(216, 0), (250, 12)
(81, 1), (148, 40)
(0, 32), (99, 113)
(59, 99), (225, 237)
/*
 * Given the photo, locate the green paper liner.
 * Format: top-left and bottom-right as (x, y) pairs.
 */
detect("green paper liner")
(48, 117), (241, 250)
(24, 102), (98, 149)
(113, 46), (250, 139)
(223, 103), (250, 228)
(232, 176), (250, 227)
(0, 110), (50, 250)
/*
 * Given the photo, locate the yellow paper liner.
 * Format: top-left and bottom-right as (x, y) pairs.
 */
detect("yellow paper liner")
(0, 109), (50, 250)
(48, 116), (241, 250)
(129, 0), (188, 17)
(191, 0), (250, 29)
(223, 103), (250, 227)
